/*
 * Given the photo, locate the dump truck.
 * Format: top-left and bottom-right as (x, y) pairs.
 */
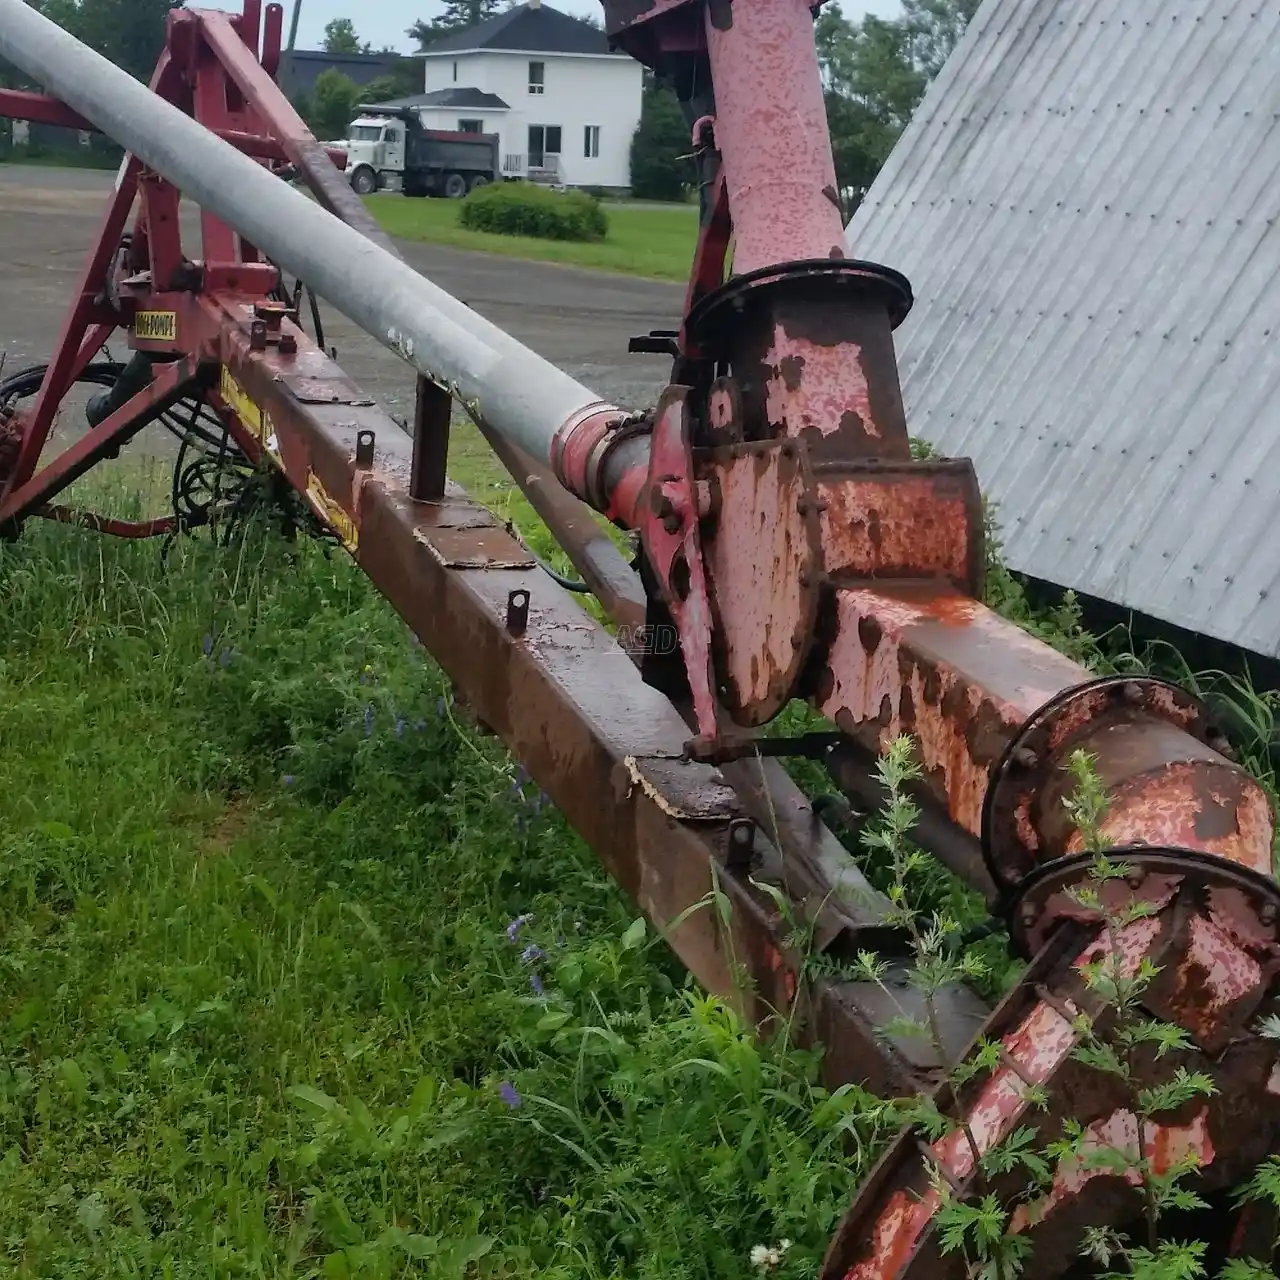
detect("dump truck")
(343, 106), (499, 199)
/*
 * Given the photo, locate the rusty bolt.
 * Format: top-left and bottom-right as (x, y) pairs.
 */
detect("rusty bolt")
(1208, 730), (1236, 760)
(1260, 902), (1278, 928)
(798, 570), (812, 588)
(1122, 681), (1146, 706)
(1019, 901), (1040, 928)
(279, 332), (298, 356)
(1013, 746), (1038, 770)
(780, 442), (797, 460)
(1126, 867), (1148, 890)
(249, 319), (268, 351)
(506, 589), (530, 636)
(355, 430), (375, 468)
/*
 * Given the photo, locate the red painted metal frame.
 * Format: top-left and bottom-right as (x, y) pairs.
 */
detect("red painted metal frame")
(0, 88), (347, 167)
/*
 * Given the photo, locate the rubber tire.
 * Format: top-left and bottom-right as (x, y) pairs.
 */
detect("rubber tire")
(469, 174), (490, 192)
(444, 172), (468, 199)
(350, 166), (377, 196)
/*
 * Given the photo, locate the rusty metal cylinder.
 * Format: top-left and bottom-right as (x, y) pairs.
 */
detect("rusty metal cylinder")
(727, 278), (914, 461)
(703, 0), (846, 273)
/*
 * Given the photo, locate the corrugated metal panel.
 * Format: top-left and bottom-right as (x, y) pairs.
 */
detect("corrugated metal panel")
(846, 0), (1280, 658)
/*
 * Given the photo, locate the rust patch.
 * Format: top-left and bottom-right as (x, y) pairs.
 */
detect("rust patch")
(1195, 785), (1244, 841)
(779, 353), (805, 392)
(858, 614), (882, 654)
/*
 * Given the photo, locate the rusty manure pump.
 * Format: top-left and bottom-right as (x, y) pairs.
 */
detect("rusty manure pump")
(1, 0), (1278, 1275)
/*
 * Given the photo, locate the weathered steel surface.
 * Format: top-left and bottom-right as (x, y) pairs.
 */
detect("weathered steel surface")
(845, 0), (1280, 662)
(822, 919), (1280, 1280)
(815, 459), (984, 594)
(701, 0), (844, 272)
(702, 439), (823, 725)
(810, 586), (1275, 892)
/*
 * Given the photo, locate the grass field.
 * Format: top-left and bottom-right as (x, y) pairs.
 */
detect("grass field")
(0, 472), (882, 1279)
(5, 448), (1280, 1277)
(365, 195), (699, 282)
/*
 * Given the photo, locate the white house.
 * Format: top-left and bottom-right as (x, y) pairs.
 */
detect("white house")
(390, 0), (644, 191)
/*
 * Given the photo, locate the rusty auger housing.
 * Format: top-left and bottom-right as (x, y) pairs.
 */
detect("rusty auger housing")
(1, 0), (1278, 1275)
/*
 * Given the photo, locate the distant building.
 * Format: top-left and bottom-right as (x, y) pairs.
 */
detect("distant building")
(278, 50), (416, 100)
(402, 0), (643, 191)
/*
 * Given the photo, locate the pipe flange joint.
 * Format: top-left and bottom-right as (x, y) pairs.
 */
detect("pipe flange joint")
(550, 403), (650, 510)
(1004, 843), (1280, 963)
(980, 675), (1225, 895)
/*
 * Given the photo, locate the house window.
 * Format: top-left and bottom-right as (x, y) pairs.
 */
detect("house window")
(452, 61), (458, 82)
(527, 124), (561, 167)
(528, 61), (544, 94)
(584, 125), (600, 159)
(458, 119), (483, 134)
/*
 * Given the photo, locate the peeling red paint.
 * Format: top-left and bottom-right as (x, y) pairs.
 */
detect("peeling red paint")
(764, 327), (876, 440)
(702, 0), (844, 272)
(1010, 1107), (1215, 1234)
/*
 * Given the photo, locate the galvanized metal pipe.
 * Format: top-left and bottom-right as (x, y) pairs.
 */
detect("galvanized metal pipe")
(0, 0), (622, 480)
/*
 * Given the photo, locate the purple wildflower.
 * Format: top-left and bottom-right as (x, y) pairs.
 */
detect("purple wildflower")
(414, 719), (427, 732)
(218, 647), (236, 668)
(363, 705), (375, 736)
(506, 914), (532, 943)
(201, 633), (214, 657)
(282, 775), (296, 787)
(499, 1081), (521, 1109)
(395, 716), (406, 738)
(436, 696), (447, 719)
(521, 944), (544, 966)
(530, 974), (544, 996)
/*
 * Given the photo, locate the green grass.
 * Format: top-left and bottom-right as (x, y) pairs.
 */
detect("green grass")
(365, 194), (699, 282)
(0, 477), (884, 1279)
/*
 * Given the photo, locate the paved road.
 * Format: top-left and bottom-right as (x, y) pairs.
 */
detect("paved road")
(0, 165), (682, 457)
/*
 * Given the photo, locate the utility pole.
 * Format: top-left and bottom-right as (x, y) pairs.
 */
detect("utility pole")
(287, 0), (302, 51)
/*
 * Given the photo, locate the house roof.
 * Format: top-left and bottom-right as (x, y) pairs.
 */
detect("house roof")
(845, 0), (1280, 661)
(421, 2), (624, 57)
(367, 88), (511, 111)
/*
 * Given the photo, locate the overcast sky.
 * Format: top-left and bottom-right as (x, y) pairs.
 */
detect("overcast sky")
(294, 0), (903, 54)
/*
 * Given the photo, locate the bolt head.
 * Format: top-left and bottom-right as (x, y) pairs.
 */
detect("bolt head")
(1122, 681), (1146, 705)
(1261, 902), (1278, 927)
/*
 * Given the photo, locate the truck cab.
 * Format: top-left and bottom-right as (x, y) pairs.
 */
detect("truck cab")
(344, 114), (407, 195)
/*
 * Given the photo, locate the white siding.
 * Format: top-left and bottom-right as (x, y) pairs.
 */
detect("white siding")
(422, 50), (643, 189)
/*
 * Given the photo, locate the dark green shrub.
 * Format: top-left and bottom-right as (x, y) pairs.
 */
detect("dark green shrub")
(459, 182), (608, 242)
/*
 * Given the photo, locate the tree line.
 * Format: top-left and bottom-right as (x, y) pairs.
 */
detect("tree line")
(4, 0), (977, 207)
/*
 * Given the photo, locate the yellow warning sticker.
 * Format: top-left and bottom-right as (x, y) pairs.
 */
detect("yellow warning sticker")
(133, 310), (177, 342)
(307, 472), (359, 553)
(219, 366), (282, 464)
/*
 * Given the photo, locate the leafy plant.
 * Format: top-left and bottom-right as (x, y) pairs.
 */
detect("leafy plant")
(459, 183), (609, 243)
